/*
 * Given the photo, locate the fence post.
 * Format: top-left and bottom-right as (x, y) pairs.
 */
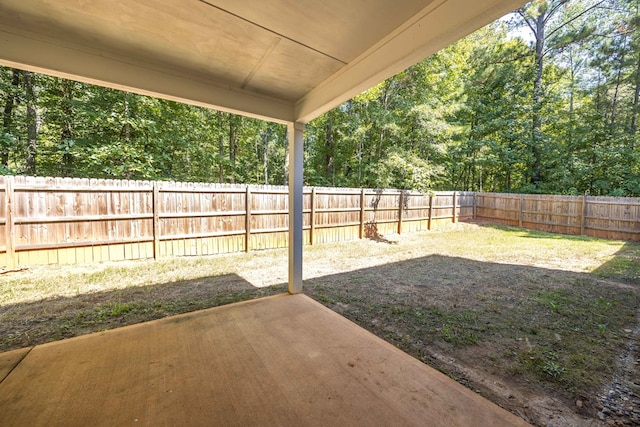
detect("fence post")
(310, 187), (316, 245)
(245, 186), (251, 252)
(428, 193), (434, 231)
(580, 193), (587, 236)
(473, 192), (477, 220)
(519, 194), (524, 228)
(397, 191), (404, 234)
(359, 188), (365, 239)
(452, 191), (457, 223)
(152, 181), (160, 259)
(4, 176), (15, 268)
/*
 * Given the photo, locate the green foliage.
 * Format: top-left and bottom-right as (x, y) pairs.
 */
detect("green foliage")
(517, 348), (567, 380)
(0, 76), (289, 184)
(376, 148), (441, 193)
(0, 0), (637, 195)
(594, 244), (640, 282)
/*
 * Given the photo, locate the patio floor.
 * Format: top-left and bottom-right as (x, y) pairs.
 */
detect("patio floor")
(0, 293), (530, 426)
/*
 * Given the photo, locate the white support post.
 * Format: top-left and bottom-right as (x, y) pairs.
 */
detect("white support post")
(288, 122), (305, 294)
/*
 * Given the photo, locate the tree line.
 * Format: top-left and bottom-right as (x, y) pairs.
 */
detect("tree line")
(1, 0), (638, 196)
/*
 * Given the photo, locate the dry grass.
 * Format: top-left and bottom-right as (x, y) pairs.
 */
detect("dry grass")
(1, 221), (639, 426)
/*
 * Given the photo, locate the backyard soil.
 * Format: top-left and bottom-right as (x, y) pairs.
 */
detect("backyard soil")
(305, 272), (639, 424)
(1, 221), (639, 426)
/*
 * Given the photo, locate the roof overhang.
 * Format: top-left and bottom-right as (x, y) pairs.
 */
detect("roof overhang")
(0, 0), (525, 124)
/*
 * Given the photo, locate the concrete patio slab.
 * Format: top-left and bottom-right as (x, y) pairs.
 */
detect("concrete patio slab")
(0, 294), (530, 426)
(0, 347), (30, 383)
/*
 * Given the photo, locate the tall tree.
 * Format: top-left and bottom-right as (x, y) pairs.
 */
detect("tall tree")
(1, 69), (20, 170)
(23, 71), (39, 175)
(516, 0), (604, 188)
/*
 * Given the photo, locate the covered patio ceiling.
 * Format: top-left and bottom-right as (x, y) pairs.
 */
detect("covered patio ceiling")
(0, 0), (526, 293)
(0, 0), (524, 124)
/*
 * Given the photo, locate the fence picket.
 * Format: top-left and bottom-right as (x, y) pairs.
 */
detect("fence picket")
(0, 175), (637, 268)
(475, 193), (639, 241)
(4, 176), (15, 268)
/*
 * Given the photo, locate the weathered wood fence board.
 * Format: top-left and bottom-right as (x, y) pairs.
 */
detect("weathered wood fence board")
(1, 176), (638, 268)
(475, 193), (640, 241)
(0, 176), (475, 267)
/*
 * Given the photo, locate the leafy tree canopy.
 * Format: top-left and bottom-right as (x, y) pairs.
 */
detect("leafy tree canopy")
(0, 0), (637, 195)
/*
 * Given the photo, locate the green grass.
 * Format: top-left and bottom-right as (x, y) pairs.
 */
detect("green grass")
(507, 285), (634, 392)
(303, 224), (640, 399)
(1, 222), (639, 413)
(0, 249), (289, 306)
(594, 245), (640, 282)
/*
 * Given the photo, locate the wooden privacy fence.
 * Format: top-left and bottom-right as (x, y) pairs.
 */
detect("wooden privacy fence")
(0, 176), (474, 268)
(2, 176), (637, 268)
(475, 193), (640, 241)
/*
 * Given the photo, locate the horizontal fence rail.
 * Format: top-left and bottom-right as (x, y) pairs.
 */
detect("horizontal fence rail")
(0, 176), (473, 267)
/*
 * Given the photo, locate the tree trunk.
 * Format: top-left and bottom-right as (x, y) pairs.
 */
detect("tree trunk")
(262, 130), (269, 185)
(217, 111), (225, 183)
(2, 69), (20, 168)
(60, 80), (74, 177)
(471, 149), (477, 192)
(530, 11), (546, 187)
(24, 71), (38, 175)
(609, 44), (627, 130)
(630, 49), (640, 148)
(121, 92), (132, 179)
(568, 47), (576, 147)
(377, 82), (390, 161)
(325, 119), (335, 186)
(229, 115), (240, 183)
(122, 92), (131, 144)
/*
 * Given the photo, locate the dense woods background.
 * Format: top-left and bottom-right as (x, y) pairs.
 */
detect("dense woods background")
(1, 0), (639, 196)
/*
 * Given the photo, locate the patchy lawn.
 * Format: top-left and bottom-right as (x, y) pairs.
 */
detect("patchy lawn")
(1, 222), (639, 426)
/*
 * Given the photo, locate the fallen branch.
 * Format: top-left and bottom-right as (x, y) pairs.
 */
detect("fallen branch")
(0, 267), (29, 275)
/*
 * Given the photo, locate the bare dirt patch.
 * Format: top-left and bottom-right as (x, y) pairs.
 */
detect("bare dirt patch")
(1, 221), (639, 426)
